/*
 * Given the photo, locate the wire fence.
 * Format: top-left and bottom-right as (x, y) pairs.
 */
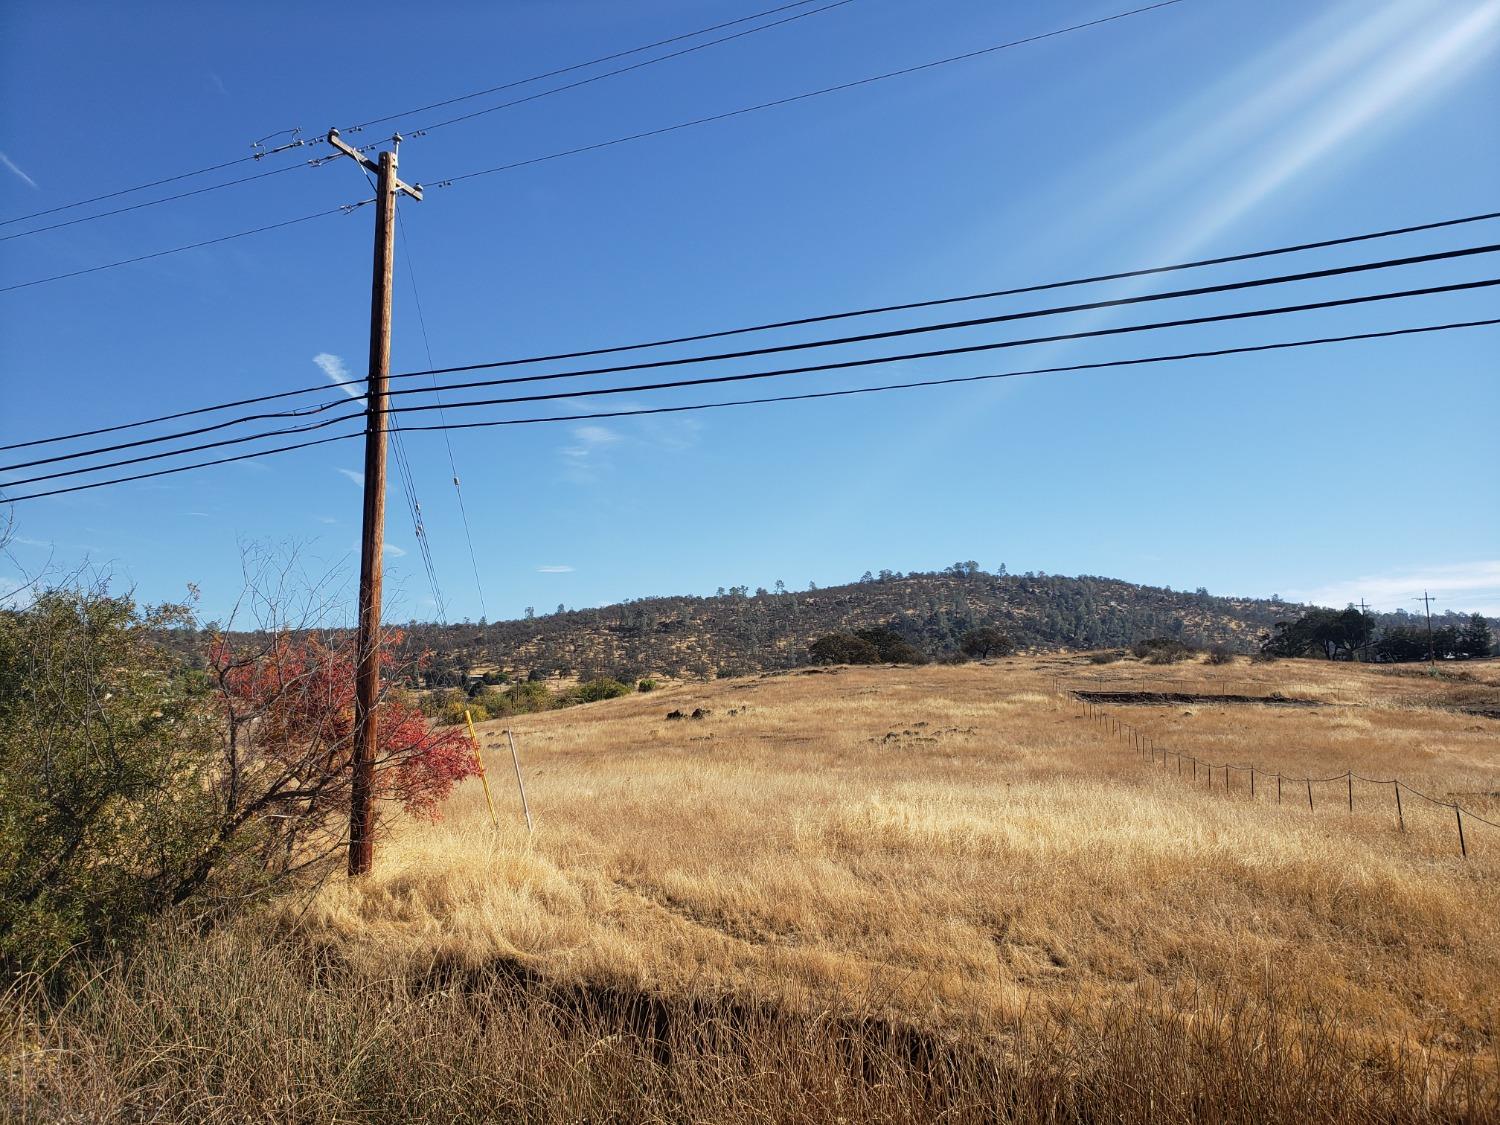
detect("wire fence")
(1072, 694), (1499, 858)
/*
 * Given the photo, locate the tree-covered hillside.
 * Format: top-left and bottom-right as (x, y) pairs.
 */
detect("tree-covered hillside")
(390, 566), (1318, 683)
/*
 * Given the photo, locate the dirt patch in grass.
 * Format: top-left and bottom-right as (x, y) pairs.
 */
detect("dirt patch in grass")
(1074, 690), (1322, 707)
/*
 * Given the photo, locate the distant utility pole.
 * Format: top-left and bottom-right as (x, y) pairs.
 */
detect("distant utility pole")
(327, 128), (423, 877)
(1414, 590), (1437, 672)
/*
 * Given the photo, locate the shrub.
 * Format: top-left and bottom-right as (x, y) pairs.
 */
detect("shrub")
(1131, 637), (1198, 664)
(637, 679), (657, 693)
(0, 588), (477, 976)
(1089, 650), (1124, 664)
(568, 678), (633, 704)
(1206, 644), (1235, 665)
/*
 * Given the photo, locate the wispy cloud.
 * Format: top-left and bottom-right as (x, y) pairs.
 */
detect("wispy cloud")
(558, 424), (621, 483)
(537, 565), (574, 573)
(1288, 561), (1500, 616)
(206, 72), (228, 96)
(383, 543), (407, 558)
(317, 516), (339, 525)
(315, 353), (362, 399)
(0, 152), (38, 190)
(336, 468), (364, 487)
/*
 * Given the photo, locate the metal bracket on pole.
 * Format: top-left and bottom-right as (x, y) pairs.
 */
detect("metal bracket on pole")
(326, 129), (424, 201)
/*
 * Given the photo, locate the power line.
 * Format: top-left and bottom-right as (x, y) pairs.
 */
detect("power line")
(395, 317), (1500, 436)
(5, 268), (1498, 481)
(393, 0), (857, 143)
(5, 319), (1494, 510)
(0, 1), (854, 244)
(375, 277), (1500, 418)
(0, 0), (1181, 280)
(0, 202), (371, 294)
(7, 207), (1495, 454)
(0, 150), (294, 230)
(425, 0), (1187, 190)
(374, 242), (1500, 399)
(341, 0), (854, 134)
(0, 162), (315, 243)
(396, 207), (487, 620)
(0, 0), (845, 231)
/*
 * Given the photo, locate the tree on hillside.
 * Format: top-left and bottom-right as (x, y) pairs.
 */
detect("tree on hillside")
(854, 626), (926, 664)
(1461, 613), (1493, 658)
(1261, 607), (1372, 660)
(959, 627), (1015, 659)
(809, 633), (881, 665)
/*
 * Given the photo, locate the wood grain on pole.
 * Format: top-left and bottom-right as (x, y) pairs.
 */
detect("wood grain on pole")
(348, 149), (399, 878)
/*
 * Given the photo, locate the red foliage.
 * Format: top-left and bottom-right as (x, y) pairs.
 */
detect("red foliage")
(209, 630), (477, 820)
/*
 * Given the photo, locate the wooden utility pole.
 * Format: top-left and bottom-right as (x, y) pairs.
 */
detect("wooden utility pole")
(1414, 590), (1437, 672)
(327, 128), (422, 877)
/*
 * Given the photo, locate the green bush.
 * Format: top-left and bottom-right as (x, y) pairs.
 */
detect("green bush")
(1131, 637), (1198, 664)
(0, 591), (222, 973)
(562, 678), (633, 705)
(637, 679), (657, 693)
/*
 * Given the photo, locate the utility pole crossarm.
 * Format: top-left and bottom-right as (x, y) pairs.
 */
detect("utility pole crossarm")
(326, 129), (424, 200)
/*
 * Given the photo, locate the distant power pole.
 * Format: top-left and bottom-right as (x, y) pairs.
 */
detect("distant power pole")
(1414, 590), (1437, 672)
(327, 129), (423, 877)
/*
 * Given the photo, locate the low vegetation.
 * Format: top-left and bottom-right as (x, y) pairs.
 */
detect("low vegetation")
(6, 578), (1497, 1121)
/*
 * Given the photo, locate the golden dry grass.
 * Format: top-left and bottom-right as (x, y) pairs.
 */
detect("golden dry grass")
(298, 655), (1500, 1070)
(9, 654), (1499, 1121)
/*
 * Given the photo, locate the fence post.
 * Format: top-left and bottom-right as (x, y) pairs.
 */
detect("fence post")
(1307, 778), (1314, 813)
(1276, 773), (1282, 805)
(1394, 782), (1404, 831)
(1347, 771), (1353, 814)
(1455, 805), (1467, 859)
(1250, 767), (1255, 800)
(504, 728), (534, 834)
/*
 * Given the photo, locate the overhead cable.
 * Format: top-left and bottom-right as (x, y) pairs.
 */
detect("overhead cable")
(5, 311), (1496, 502)
(6, 207), (1493, 454)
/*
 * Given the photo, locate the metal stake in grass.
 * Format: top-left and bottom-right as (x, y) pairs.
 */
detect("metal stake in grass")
(1394, 782), (1404, 831)
(505, 728), (534, 834)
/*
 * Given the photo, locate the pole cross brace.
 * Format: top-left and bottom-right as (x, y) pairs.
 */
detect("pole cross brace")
(326, 130), (424, 201)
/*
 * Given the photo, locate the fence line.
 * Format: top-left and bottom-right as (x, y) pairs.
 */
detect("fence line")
(1072, 695), (1498, 858)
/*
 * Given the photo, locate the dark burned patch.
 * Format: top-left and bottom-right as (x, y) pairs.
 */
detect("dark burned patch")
(1458, 706), (1500, 721)
(1074, 690), (1322, 708)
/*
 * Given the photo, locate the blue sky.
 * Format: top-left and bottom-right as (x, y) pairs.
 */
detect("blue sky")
(2, 0), (1497, 623)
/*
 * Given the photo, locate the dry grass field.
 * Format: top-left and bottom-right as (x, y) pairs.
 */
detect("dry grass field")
(9, 654), (1500, 1121)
